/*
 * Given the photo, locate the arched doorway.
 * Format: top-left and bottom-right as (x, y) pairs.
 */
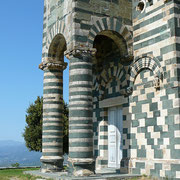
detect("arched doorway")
(92, 31), (130, 171)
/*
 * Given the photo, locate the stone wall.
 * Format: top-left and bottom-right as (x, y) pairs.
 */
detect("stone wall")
(42, 0), (73, 60)
(72, 0), (132, 49)
(92, 0), (180, 178)
(92, 56), (131, 171)
(42, 0), (132, 58)
(130, 0), (180, 178)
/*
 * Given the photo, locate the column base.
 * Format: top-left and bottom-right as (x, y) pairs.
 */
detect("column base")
(68, 158), (95, 176)
(40, 156), (64, 173)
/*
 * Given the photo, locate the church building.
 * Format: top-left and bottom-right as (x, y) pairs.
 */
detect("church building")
(39, 0), (180, 178)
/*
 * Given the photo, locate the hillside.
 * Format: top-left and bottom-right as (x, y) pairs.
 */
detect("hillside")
(0, 140), (41, 167)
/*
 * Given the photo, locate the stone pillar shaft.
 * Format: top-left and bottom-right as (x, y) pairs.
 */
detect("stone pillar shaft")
(68, 51), (95, 176)
(40, 62), (66, 172)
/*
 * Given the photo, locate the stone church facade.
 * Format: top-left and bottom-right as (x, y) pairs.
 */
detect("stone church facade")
(39, 0), (180, 179)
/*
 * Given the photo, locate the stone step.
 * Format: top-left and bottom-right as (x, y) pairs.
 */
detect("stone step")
(95, 168), (120, 174)
(25, 170), (141, 180)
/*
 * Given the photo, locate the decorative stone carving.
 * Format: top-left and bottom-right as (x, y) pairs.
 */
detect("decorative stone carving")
(121, 55), (134, 63)
(39, 61), (67, 71)
(126, 87), (133, 95)
(65, 47), (96, 59)
(153, 76), (160, 90)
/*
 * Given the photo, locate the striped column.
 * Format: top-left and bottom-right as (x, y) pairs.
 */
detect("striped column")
(39, 61), (67, 172)
(68, 50), (95, 176)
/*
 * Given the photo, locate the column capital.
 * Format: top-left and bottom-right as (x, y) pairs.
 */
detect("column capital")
(65, 47), (96, 59)
(39, 58), (67, 71)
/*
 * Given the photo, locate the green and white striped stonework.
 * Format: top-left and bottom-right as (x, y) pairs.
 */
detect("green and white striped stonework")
(42, 0), (72, 60)
(129, 55), (163, 89)
(92, 59), (131, 173)
(40, 62), (67, 172)
(92, 0), (180, 178)
(87, 17), (133, 56)
(42, 0), (132, 56)
(129, 0), (180, 178)
(68, 51), (95, 176)
(40, 0), (180, 179)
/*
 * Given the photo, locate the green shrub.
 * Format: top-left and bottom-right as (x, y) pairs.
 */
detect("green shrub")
(11, 163), (20, 168)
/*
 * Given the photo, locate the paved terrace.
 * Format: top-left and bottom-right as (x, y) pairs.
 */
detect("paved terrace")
(25, 168), (141, 180)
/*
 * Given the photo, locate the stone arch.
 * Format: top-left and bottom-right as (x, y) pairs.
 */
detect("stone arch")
(93, 65), (127, 99)
(88, 17), (133, 55)
(43, 20), (69, 61)
(129, 55), (163, 88)
(48, 34), (66, 61)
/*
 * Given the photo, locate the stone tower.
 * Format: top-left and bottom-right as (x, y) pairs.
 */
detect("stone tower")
(39, 0), (180, 179)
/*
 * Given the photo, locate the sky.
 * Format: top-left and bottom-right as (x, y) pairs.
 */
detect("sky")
(0, 1), (69, 142)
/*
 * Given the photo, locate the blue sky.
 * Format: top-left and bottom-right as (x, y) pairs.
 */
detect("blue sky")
(0, 1), (69, 142)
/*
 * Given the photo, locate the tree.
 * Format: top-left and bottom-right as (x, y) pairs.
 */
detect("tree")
(11, 163), (20, 168)
(23, 96), (42, 152)
(62, 101), (69, 154)
(22, 96), (69, 154)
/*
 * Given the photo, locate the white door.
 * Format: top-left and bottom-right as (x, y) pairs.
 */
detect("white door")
(108, 107), (123, 168)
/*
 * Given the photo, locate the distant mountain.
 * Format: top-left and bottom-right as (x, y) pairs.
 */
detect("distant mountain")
(0, 140), (41, 167)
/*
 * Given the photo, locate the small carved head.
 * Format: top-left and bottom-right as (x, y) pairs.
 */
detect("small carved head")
(154, 76), (160, 90)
